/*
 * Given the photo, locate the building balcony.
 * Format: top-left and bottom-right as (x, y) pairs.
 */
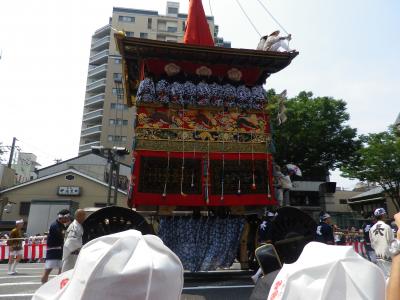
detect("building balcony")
(86, 79), (106, 93)
(93, 24), (111, 39)
(89, 50), (109, 65)
(91, 36), (110, 51)
(82, 109), (103, 122)
(85, 93), (105, 108)
(81, 125), (102, 137)
(79, 141), (101, 154)
(88, 63), (108, 79)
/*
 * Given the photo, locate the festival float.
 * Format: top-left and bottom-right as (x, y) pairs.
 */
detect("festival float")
(83, 0), (316, 272)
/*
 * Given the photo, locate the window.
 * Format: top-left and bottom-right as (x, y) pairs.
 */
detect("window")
(109, 119), (128, 126)
(167, 7), (178, 14)
(65, 174), (75, 181)
(167, 27), (177, 33)
(19, 202), (31, 216)
(108, 135), (127, 142)
(182, 21), (186, 32)
(140, 32), (148, 39)
(112, 87), (124, 99)
(110, 103), (128, 110)
(147, 18), (152, 29)
(118, 16), (135, 23)
(114, 58), (121, 64)
(125, 31), (134, 37)
(113, 73), (122, 82)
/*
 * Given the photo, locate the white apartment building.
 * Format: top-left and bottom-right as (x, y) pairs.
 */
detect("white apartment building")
(79, 2), (230, 162)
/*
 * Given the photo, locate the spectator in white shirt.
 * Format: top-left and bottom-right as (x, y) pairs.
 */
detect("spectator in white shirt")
(369, 207), (393, 278)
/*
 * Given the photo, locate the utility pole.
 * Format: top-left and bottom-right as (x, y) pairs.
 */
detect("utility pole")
(7, 137), (16, 168)
(91, 146), (129, 206)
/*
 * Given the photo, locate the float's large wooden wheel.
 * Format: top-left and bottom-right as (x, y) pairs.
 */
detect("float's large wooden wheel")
(82, 206), (155, 244)
(269, 206), (317, 264)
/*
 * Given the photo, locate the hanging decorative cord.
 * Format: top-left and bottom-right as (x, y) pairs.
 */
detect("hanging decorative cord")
(262, 104), (272, 199)
(255, 0), (289, 35)
(221, 109), (225, 202)
(162, 136), (171, 198)
(251, 131), (256, 190)
(236, 109), (242, 195)
(180, 106), (187, 196)
(234, 0), (262, 37)
(191, 130), (196, 188)
(205, 137), (210, 204)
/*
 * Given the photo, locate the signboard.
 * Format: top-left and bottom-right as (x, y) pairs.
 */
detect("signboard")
(57, 186), (80, 196)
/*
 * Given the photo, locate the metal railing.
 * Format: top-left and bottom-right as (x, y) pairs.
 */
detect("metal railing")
(82, 109), (103, 121)
(91, 36), (110, 50)
(85, 93), (105, 106)
(79, 141), (101, 152)
(81, 125), (102, 136)
(89, 50), (109, 64)
(88, 64), (108, 77)
(86, 79), (106, 92)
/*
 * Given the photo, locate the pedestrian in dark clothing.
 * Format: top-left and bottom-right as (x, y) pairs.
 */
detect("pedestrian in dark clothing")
(252, 211), (275, 283)
(363, 218), (377, 263)
(41, 209), (70, 283)
(315, 212), (334, 245)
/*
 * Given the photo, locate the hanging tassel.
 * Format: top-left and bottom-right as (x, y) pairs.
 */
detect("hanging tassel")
(237, 117), (241, 195)
(251, 131), (257, 190)
(205, 138), (210, 204)
(221, 110), (225, 202)
(191, 131), (196, 188)
(162, 137), (171, 198)
(180, 107), (187, 197)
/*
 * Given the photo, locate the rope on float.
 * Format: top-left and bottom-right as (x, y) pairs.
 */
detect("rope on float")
(234, 0), (262, 37)
(255, 0), (290, 35)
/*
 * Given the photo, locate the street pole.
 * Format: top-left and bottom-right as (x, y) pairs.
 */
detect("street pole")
(106, 154), (114, 207)
(7, 137), (16, 168)
(113, 163), (120, 206)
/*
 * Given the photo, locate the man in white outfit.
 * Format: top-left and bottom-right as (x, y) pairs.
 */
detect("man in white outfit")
(61, 209), (86, 272)
(369, 208), (393, 278)
(263, 30), (292, 52)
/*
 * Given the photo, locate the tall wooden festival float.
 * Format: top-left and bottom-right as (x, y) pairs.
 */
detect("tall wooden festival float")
(83, 0), (316, 271)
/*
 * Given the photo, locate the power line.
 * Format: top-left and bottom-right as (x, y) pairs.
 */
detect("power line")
(234, 0), (262, 37)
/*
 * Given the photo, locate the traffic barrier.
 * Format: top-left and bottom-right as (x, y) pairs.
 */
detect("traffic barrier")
(0, 237), (47, 261)
(346, 240), (367, 257)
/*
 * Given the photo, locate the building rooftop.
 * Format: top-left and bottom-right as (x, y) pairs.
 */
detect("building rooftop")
(349, 186), (384, 200)
(112, 7), (214, 20)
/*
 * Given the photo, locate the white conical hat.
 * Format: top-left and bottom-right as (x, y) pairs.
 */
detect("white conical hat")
(33, 230), (183, 300)
(267, 242), (385, 300)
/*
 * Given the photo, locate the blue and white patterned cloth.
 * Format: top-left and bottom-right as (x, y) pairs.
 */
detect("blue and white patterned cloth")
(158, 216), (245, 272)
(137, 78), (155, 103)
(156, 80), (170, 104)
(170, 82), (184, 105)
(196, 82), (211, 106)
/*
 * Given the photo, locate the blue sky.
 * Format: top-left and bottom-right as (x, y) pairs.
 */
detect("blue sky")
(0, 0), (399, 188)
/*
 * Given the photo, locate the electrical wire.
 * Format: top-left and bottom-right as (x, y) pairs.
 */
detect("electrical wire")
(255, 0), (289, 35)
(234, 0), (262, 37)
(208, 0), (213, 17)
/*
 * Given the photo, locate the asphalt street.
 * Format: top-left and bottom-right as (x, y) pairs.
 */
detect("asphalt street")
(0, 263), (254, 300)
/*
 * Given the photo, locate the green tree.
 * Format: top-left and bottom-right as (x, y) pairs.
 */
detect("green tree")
(341, 128), (400, 210)
(267, 90), (361, 180)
